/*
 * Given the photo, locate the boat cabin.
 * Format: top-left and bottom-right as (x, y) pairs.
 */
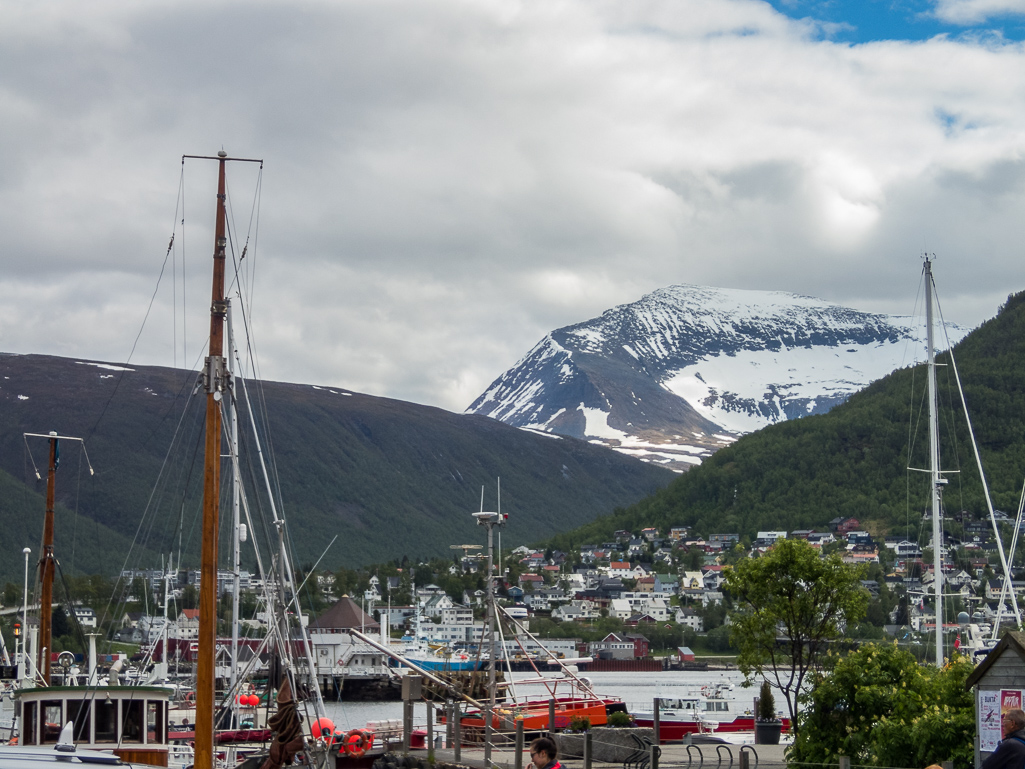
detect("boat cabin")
(656, 696), (732, 715)
(15, 686), (171, 767)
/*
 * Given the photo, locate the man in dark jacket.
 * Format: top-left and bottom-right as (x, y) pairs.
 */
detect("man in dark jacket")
(984, 709), (1025, 769)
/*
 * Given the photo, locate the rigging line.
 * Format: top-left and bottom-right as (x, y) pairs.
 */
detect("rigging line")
(70, 448), (84, 574)
(174, 163), (185, 371)
(231, 263), (288, 521)
(181, 158), (187, 368)
(937, 320), (1023, 632)
(134, 383), (205, 558)
(224, 389), (272, 591)
(245, 168), (263, 314)
(230, 390), (278, 571)
(81, 182), (187, 446)
(108, 371), (203, 577)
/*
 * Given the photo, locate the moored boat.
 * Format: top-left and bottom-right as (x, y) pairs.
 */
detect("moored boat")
(630, 681), (790, 741)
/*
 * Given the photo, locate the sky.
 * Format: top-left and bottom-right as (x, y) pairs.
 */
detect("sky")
(1, 0), (1024, 414)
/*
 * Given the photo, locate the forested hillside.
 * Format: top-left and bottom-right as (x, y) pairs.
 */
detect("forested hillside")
(0, 354), (672, 583)
(548, 291), (1025, 548)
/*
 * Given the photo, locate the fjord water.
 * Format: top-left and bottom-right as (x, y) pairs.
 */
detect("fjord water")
(321, 669), (750, 734)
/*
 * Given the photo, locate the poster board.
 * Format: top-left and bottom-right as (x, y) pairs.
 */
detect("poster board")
(979, 690), (1024, 752)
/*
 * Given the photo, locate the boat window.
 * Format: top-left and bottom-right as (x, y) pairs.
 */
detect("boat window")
(22, 701), (37, 745)
(69, 699), (92, 743)
(95, 700), (118, 743)
(717, 702), (728, 712)
(147, 701), (165, 744)
(122, 700), (144, 743)
(41, 700), (64, 744)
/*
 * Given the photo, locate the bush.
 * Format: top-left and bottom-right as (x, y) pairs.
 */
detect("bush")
(791, 643), (975, 769)
(607, 712), (633, 728)
(757, 680), (776, 721)
(568, 716), (591, 732)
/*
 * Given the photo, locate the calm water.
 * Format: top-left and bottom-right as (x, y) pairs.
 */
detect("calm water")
(319, 669), (752, 733)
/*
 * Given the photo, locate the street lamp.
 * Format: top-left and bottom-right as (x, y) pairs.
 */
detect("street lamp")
(22, 547), (30, 681)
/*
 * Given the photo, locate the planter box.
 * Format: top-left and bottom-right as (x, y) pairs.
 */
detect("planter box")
(556, 728), (656, 762)
(754, 721), (782, 745)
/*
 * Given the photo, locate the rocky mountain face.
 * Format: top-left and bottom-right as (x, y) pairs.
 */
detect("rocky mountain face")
(467, 284), (970, 471)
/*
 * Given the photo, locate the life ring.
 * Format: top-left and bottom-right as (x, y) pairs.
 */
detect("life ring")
(8, 737), (17, 746)
(337, 658), (345, 666)
(184, 691), (196, 707)
(344, 728), (370, 757)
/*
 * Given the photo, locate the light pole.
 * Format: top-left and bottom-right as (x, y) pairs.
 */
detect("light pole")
(22, 547), (30, 683)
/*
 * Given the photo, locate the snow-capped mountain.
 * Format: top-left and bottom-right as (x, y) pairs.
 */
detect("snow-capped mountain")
(467, 284), (970, 471)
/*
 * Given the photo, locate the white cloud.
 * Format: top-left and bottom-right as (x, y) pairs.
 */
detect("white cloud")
(933, 0), (1025, 25)
(0, 1), (1023, 412)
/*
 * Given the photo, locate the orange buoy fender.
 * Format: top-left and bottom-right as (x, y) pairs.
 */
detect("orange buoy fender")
(344, 728), (369, 757)
(311, 717), (336, 745)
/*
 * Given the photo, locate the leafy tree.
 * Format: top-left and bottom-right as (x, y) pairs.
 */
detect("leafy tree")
(3, 582), (21, 607)
(181, 584), (199, 610)
(724, 539), (868, 732)
(791, 643), (975, 769)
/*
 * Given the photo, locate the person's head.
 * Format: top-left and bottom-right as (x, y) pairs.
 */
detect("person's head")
(530, 737), (557, 768)
(1003, 709), (1025, 737)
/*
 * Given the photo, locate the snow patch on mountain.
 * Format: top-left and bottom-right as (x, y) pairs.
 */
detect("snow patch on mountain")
(468, 283), (970, 471)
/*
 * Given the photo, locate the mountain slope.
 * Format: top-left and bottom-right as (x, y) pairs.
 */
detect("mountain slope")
(544, 291), (1025, 549)
(468, 285), (970, 470)
(0, 353), (673, 583)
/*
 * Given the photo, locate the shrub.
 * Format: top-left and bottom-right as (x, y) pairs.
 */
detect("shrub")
(607, 712), (633, 728)
(568, 716), (591, 732)
(757, 680), (776, 721)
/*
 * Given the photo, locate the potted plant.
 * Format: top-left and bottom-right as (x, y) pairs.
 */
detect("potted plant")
(754, 680), (782, 745)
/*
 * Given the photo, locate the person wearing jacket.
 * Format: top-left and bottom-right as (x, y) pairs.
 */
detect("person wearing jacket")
(529, 737), (562, 769)
(984, 709), (1025, 769)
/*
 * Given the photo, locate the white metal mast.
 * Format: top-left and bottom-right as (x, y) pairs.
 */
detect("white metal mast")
(475, 499), (504, 768)
(925, 257), (946, 667)
(227, 301), (242, 717)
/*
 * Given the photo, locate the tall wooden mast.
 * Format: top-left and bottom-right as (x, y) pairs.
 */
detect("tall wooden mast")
(37, 433), (58, 685)
(22, 430), (91, 686)
(183, 149), (261, 769)
(194, 150), (229, 769)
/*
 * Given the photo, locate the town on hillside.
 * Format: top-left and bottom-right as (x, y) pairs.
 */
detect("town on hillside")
(21, 509), (1010, 698)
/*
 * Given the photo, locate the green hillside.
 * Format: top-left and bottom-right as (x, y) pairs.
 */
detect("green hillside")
(549, 291), (1025, 549)
(0, 354), (673, 583)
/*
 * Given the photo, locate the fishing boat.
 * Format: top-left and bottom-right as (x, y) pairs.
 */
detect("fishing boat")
(397, 606), (481, 673)
(0, 431), (177, 766)
(0, 153), (356, 769)
(422, 508), (626, 748)
(630, 681), (790, 740)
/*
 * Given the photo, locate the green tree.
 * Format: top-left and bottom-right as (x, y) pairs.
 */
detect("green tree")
(791, 643), (975, 769)
(724, 539), (868, 732)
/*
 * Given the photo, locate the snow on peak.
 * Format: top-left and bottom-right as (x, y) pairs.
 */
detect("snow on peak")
(467, 282), (970, 471)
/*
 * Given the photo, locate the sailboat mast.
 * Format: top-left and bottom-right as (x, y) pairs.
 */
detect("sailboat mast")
(227, 301), (242, 707)
(196, 150), (229, 769)
(37, 433), (58, 685)
(924, 257), (945, 667)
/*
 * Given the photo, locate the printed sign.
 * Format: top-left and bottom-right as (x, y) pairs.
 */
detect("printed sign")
(980, 691), (1002, 752)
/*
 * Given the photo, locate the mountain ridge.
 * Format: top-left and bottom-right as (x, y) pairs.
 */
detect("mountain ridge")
(468, 283), (971, 470)
(543, 290), (1025, 550)
(0, 353), (673, 584)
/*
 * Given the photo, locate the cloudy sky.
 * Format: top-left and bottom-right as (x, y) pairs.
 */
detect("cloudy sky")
(1, 0), (1024, 413)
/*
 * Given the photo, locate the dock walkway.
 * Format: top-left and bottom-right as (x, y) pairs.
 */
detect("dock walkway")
(410, 741), (789, 769)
